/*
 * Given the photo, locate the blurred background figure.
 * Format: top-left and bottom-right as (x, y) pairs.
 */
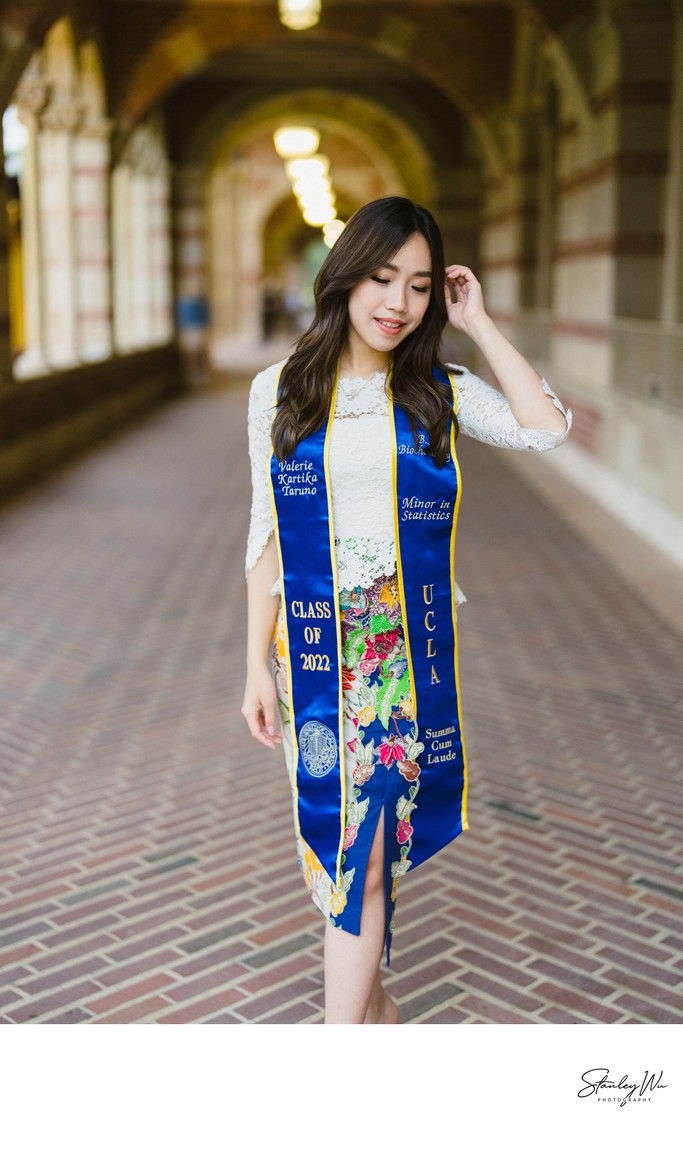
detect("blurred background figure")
(261, 276), (282, 341)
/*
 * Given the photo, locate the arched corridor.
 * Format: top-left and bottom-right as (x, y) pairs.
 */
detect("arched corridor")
(0, 0), (682, 1033)
(1, 0), (682, 564)
(0, 381), (681, 1023)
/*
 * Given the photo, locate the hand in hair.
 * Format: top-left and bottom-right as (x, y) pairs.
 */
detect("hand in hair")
(444, 264), (487, 336)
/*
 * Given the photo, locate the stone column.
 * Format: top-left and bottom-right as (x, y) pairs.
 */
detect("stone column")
(149, 164), (173, 344)
(73, 116), (114, 360)
(113, 124), (173, 352)
(112, 162), (133, 352)
(240, 192), (263, 345)
(208, 157), (250, 365)
(0, 174), (15, 387)
(516, 112), (542, 311)
(534, 91), (558, 311)
(226, 158), (247, 337)
(14, 76), (50, 377)
(38, 96), (83, 367)
(129, 165), (153, 348)
(662, 3), (683, 323)
(608, 0), (673, 319)
(479, 121), (531, 321)
(174, 165), (209, 384)
(207, 163), (230, 363)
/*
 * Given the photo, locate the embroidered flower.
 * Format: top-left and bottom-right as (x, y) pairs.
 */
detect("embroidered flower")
(378, 735), (406, 766)
(303, 844), (324, 876)
(396, 819), (413, 845)
(399, 697), (414, 721)
(364, 630), (400, 662)
(342, 666), (357, 691)
(340, 587), (368, 613)
(397, 759), (421, 781)
(352, 761), (375, 786)
(343, 824), (359, 850)
(396, 796), (417, 821)
(367, 575), (401, 622)
(379, 581), (399, 611)
(356, 705), (377, 727)
(341, 615), (361, 643)
(358, 657), (380, 676)
(274, 666), (289, 699)
(330, 890), (347, 916)
(391, 858), (412, 879)
(387, 657), (408, 680)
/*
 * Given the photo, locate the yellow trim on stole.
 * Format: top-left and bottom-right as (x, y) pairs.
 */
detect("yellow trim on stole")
(389, 370), (469, 832)
(267, 369), (302, 842)
(447, 372), (469, 832)
(325, 369), (346, 888)
(388, 371), (419, 722)
(268, 366), (346, 887)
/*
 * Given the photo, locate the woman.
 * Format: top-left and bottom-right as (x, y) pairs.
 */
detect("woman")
(242, 196), (570, 1025)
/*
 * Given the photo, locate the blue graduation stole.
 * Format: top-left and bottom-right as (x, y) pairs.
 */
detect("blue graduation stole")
(269, 366), (468, 886)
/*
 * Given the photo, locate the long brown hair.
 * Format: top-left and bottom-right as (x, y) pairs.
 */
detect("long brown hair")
(272, 196), (458, 467)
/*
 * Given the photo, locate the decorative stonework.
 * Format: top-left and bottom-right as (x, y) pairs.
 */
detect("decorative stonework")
(41, 98), (84, 134)
(122, 125), (169, 177)
(79, 116), (116, 140)
(15, 77), (51, 120)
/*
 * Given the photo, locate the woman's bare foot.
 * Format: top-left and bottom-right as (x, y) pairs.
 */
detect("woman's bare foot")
(383, 992), (399, 1024)
(363, 985), (399, 1024)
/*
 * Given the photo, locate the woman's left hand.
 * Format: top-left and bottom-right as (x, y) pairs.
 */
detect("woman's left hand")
(444, 265), (487, 334)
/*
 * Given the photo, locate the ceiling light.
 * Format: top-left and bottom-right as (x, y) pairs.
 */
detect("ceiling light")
(278, 0), (321, 31)
(297, 192), (335, 214)
(296, 193), (333, 216)
(323, 219), (345, 246)
(303, 203), (337, 227)
(293, 175), (333, 201)
(285, 155), (330, 182)
(273, 126), (320, 158)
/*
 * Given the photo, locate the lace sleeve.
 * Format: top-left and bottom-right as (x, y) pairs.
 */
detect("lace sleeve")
(245, 361), (285, 576)
(449, 364), (572, 451)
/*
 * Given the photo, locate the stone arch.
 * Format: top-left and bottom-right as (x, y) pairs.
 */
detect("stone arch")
(78, 39), (107, 122)
(111, 2), (600, 181)
(118, 14), (509, 178)
(207, 89), (436, 207)
(42, 16), (77, 96)
(540, 35), (593, 131)
(204, 96), (429, 356)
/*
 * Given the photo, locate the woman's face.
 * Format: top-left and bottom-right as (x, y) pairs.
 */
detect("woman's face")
(345, 232), (432, 365)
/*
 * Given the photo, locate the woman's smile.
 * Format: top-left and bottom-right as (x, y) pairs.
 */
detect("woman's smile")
(374, 317), (407, 335)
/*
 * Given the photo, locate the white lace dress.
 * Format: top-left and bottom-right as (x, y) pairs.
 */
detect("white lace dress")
(246, 361), (571, 954)
(247, 361), (571, 596)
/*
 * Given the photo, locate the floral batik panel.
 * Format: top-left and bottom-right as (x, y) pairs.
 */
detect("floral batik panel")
(273, 571), (426, 962)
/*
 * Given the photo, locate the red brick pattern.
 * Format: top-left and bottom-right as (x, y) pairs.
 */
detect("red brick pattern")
(0, 386), (681, 1024)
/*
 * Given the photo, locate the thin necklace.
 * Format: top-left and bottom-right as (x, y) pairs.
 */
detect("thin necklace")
(338, 368), (388, 396)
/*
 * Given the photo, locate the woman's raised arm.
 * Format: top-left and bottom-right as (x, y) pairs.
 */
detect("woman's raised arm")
(445, 264), (568, 435)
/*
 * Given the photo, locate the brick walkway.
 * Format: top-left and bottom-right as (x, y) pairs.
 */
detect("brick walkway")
(0, 382), (682, 1025)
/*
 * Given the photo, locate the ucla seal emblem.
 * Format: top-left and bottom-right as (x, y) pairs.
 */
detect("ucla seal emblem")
(299, 721), (338, 778)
